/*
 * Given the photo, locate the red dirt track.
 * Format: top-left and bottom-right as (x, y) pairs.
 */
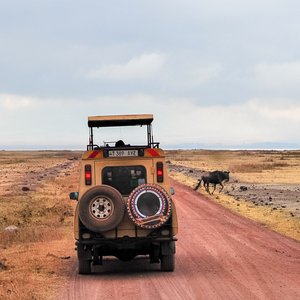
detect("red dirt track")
(64, 179), (300, 299)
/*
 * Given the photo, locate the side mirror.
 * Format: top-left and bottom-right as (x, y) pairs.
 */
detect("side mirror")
(69, 192), (79, 201)
(170, 187), (175, 195)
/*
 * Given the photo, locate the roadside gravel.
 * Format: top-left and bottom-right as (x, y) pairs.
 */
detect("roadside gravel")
(168, 163), (300, 218)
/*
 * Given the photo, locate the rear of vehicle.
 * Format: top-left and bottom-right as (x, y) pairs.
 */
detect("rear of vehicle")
(70, 114), (178, 274)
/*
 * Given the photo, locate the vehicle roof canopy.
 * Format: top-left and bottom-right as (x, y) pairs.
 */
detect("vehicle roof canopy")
(88, 114), (154, 128)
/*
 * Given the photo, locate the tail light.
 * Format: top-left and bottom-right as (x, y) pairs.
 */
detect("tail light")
(156, 162), (164, 183)
(85, 164), (92, 185)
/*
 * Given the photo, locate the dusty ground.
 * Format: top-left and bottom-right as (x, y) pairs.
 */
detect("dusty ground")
(1, 150), (300, 299)
(0, 151), (81, 300)
(166, 150), (300, 241)
(64, 180), (300, 300)
(168, 164), (300, 217)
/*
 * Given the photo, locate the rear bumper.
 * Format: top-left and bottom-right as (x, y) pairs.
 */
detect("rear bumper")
(76, 236), (177, 262)
(76, 236), (177, 246)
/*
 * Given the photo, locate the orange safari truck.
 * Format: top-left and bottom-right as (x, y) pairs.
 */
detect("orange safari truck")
(70, 114), (178, 274)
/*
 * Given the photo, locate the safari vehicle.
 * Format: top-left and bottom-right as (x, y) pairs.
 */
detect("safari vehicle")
(70, 114), (178, 274)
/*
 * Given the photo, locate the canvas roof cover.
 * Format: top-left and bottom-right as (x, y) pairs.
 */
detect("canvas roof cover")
(88, 114), (154, 128)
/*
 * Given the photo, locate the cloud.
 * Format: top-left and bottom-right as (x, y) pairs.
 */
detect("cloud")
(0, 94), (35, 110)
(254, 61), (300, 89)
(87, 53), (164, 80)
(246, 98), (300, 122)
(1, 92), (300, 149)
(84, 95), (300, 146)
(193, 64), (222, 84)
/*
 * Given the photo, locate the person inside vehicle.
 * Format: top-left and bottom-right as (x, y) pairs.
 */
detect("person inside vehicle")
(115, 140), (125, 147)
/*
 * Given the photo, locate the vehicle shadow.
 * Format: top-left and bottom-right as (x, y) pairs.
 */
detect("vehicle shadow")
(88, 256), (161, 276)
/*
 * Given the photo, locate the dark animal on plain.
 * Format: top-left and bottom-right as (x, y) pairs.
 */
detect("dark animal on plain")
(194, 171), (230, 194)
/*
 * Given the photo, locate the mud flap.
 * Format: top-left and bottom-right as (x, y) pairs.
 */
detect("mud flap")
(150, 242), (160, 263)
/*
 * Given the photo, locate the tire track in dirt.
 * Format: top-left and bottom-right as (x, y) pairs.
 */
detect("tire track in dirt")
(63, 179), (300, 300)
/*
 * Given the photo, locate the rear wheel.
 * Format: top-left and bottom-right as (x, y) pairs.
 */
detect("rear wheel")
(161, 254), (175, 272)
(78, 259), (91, 274)
(79, 185), (125, 233)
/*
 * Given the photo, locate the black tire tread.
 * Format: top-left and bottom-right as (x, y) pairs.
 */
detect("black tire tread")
(161, 254), (175, 272)
(78, 259), (91, 274)
(79, 185), (125, 233)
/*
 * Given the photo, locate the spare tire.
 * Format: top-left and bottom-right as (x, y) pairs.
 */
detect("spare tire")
(127, 184), (172, 229)
(79, 185), (125, 233)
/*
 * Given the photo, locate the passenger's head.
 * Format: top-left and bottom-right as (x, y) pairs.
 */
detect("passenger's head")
(115, 140), (125, 147)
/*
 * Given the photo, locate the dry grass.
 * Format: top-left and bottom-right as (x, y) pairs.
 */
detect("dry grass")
(229, 162), (289, 173)
(0, 239), (75, 300)
(166, 150), (300, 184)
(1, 150), (299, 298)
(0, 151), (80, 299)
(166, 150), (300, 242)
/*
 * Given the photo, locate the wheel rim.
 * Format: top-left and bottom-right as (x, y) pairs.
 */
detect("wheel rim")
(89, 196), (114, 220)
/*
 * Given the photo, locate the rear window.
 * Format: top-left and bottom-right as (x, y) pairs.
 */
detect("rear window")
(102, 166), (147, 195)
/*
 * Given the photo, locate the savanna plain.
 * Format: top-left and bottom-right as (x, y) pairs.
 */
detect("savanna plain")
(0, 150), (299, 299)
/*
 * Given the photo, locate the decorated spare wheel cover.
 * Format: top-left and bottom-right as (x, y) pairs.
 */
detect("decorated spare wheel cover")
(127, 184), (172, 229)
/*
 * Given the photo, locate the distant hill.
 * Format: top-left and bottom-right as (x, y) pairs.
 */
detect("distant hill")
(1, 142), (299, 151)
(165, 142), (300, 150)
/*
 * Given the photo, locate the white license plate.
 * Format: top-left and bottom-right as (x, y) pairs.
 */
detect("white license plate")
(108, 150), (139, 157)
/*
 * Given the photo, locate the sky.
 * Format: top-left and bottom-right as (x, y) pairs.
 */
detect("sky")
(1, 0), (300, 150)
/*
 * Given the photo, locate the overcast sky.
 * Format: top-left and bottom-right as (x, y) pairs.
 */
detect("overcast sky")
(1, 0), (300, 149)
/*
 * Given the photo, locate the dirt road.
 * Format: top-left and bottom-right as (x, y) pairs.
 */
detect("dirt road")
(64, 179), (300, 300)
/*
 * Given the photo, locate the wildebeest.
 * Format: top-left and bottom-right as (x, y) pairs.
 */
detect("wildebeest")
(194, 170), (230, 194)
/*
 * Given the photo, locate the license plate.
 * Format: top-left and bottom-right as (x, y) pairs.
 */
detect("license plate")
(108, 150), (139, 157)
